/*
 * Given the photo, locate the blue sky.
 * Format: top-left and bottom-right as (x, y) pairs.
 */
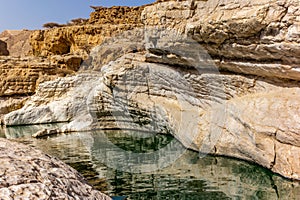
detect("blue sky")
(0, 0), (155, 32)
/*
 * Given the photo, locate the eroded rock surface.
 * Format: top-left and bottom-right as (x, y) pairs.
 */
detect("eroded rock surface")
(30, 4), (149, 57)
(3, 0), (300, 181)
(0, 55), (82, 123)
(89, 5), (147, 25)
(0, 138), (111, 199)
(143, 0), (300, 80)
(5, 50), (300, 180)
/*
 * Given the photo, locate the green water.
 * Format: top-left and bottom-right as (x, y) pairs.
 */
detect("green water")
(1, 125), (299, 199)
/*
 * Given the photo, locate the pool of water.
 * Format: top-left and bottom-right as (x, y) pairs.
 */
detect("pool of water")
(1, 125), (299, 199)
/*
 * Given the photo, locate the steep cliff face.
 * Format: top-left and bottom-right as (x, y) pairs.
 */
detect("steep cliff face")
(30, 24), (140, 57)
(3, 0), (300, 181)
(89, 5), (146, 25)
(0, 55), (82, 124)
(0, 4), (145, 122)
(142, 0), (300, 180)
(30, 5), (147, 57)
(143, 0), (300, 80)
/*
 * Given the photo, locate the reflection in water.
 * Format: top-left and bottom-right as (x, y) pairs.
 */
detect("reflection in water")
(2, 126), (299, 199)
(1, 123), (66, 139)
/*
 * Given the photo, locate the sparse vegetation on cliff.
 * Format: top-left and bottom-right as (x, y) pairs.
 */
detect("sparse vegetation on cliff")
(43, 22), (65, 29)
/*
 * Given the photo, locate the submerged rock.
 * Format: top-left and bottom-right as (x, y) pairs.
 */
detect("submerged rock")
(0, 138), (111, 199)
(32, 128), (59, 138)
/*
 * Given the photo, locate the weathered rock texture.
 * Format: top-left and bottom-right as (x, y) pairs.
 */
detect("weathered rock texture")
(0, 30), (32, 57)
(5, 50), (300, 181)
(143, 0), (300, 80)
(30, 5), (149, 57)
(0, 56), (82, 123)
(142, 0), (300, 180)
(30, 25), (140, 56)
(89, 5), (146, 25)
(0, 138), (111, 199)
(3, 0), (300, 181)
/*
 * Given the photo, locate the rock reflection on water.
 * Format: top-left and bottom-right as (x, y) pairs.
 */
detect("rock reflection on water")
(1, 123), (65, 139)
(2, 126), (300, 200)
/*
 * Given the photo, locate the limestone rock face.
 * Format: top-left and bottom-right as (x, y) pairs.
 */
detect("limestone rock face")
(3, 0), (300, 181)
(30, 5), (148, 57)
(30, 24), (142, 57)
(5, 51), (300, 180)
(0, 56), (80, 97)
(0, 138), (111, 199)
(0, 30), (32, 57)
(89, 5), (146, 25)
(143, 0), (300, 80)
(0, 40), (9, 56)
(0, 56), (81, 123)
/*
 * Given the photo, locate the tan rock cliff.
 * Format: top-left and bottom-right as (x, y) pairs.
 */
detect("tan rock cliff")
(89, 5), (146, 25)
(0, 55), (82, 123)
(30, 5), (148, 57)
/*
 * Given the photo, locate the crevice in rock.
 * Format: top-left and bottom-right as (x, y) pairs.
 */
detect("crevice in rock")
(279, 5), (289, 23)
(190, 0), (197, 18)
(270, 141), (277, 169)
(269, 174), (280, 199)
(213, 146), (217, 154)
(216, 55), (286, 65)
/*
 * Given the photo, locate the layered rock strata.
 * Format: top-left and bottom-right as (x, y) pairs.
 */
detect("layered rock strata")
(3, 0), (300, 181)
(0, 56), (82, 123)
(0, 138), (111, 199)
(30, 5), (148, 57)
(143, 0), (300, 80)
(30, 25), (140, 57)
(5, 49), (300, 180)
(89, 5), (146, 25)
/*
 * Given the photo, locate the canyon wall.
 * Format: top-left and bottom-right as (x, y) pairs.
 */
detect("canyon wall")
(30, 6), (147, 57)
(0, 5), (147, 122)
(0, 55), (82, 124)
(2, 0), (300, 181)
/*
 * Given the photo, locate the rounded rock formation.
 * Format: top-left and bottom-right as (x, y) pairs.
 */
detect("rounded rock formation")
(0, 138), (111, 199)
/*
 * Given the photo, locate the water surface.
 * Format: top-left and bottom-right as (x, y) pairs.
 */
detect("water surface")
(1, 125), (299, 199)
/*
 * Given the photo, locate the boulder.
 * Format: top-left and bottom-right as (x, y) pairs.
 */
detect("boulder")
(0, 138), (111, 199)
